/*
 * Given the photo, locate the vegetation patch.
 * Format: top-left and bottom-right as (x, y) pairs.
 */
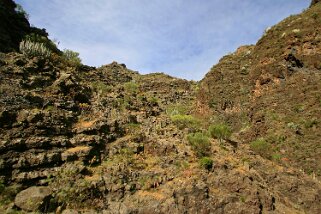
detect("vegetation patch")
(166, 103), (190, 116)
(124, 81), (139, 94)
(62, 49), (82, 66)
(91, 81), (112, 94)
(187, 132), (211, 157)
(208, 124), (232, 142)
(199, 157), (213, 170)
(250, 139), (272, 159)
(19, 40), (51, 58)
(171, 114), (200, 130)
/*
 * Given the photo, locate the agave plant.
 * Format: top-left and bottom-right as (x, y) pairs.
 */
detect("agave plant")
(19, 40), (51, 58)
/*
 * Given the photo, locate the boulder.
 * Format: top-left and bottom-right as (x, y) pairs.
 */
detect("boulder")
(14, 186), (52, 212)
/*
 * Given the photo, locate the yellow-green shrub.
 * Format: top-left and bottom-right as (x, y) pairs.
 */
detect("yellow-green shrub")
(187, 132), (211, 157)
(199, 157), (213, 170)
(208, 124), (232, 142)
(62, 49), (82, 66)
(250, 139), (272, 159)
(171, 114), (200, 130)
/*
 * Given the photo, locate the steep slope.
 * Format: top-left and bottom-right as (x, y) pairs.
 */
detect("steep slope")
(0, 1), (321, 214)
(198, 0), (321, 180)
(2, 53), (320, 214)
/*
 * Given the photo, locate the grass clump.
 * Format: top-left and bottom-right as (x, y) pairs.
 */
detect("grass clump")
(187, 132), (211, 157)
(199, 157), (213, 170)
(171, 114), (200, 130)
(208, 124), (232, 142)
(250, 139), (272, 159)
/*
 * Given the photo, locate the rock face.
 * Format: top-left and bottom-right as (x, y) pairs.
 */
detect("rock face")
(0, 1), (321, 214)
(198, 2), (321, 179)
(14, 186), (52, 212)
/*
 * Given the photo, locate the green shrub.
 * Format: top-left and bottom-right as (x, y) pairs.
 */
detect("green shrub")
(312, 13), (319, 19)
(166, 103), (189, 116)
(91, 81), (112, 94)
(208, 124), (232, 142)
(19, 40), (51, 58)
(304, 119), (318, 129)
(187, 132), (211, 157)
(250, 139), (272, 159)
(124, 82), (139, 94)
(271, 153), (282, 161)
(62, 49), (82, 66)
(171, 114), (200, 130)
(147, 96), (159, 105)
(199, 157), (213, 170)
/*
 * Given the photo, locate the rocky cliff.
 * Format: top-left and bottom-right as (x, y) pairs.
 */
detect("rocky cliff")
(198, 2), (321, 179)
(0, 0), (321, 213)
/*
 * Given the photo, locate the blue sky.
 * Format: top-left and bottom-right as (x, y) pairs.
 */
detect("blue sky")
(16, 0), (310, 80)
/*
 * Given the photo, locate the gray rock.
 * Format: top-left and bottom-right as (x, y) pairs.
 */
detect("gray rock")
(14, 186), (52, 212)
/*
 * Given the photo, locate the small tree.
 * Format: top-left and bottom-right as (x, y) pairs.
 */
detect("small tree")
(208, 124), (232, 142)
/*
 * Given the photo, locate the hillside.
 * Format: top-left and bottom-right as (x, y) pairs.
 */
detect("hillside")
(0, 0), (321, 213)
(198, 1), (321, 179)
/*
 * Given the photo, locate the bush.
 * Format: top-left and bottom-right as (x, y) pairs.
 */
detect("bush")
(250, 139), (272, 159)
(171, 114), (200, 130)
(166, 103), (189, 116)
(124, 82), (139, 94)
(91, 81), (112, 94)
(19, 40), (51, 58)
(62, 49), (82, 66)
(208, 124), (232, 142)
(147, 96), (159, 105)
(187, 132), (211, 157)
(199, 157), (213, 170)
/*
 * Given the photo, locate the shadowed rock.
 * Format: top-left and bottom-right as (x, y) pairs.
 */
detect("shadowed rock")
(311, 0), (321, 7)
